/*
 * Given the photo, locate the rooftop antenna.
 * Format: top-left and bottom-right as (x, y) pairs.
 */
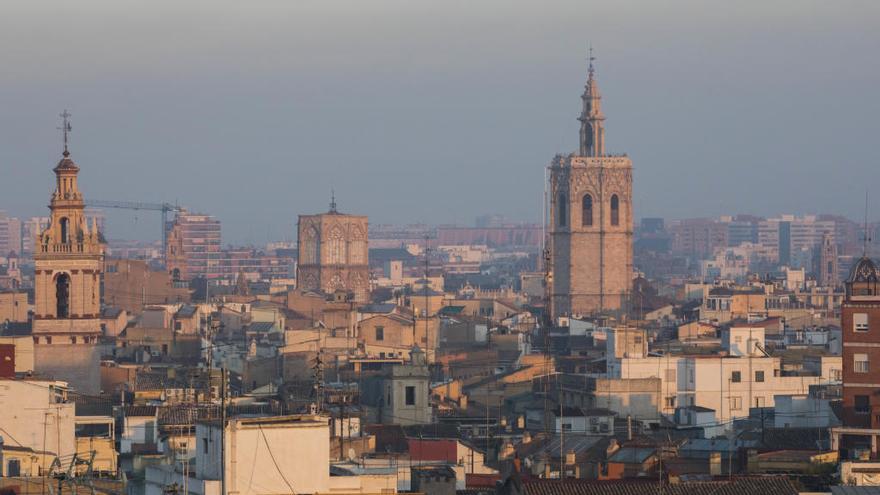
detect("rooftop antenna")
(329, 189), (337, 213)
(864, 190), (872, 257)
(58, 109), (72, 156)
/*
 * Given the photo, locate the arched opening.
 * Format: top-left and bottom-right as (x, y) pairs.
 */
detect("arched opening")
(610, 195), (620, 226)
(56, 273), (70, 318)
(558, 194), (567, 227)
(582, 194), (593, 227)
(60, 217), (70, 244)
(171, 268), (181, 280)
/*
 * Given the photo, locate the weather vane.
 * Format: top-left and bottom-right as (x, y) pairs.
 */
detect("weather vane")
(330, 188), (337, 213)
(588, 44), (596, 78)
(58, 109), (72, 156)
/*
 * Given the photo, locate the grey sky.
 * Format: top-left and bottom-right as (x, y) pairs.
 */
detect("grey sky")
(2, 0), (879, 244)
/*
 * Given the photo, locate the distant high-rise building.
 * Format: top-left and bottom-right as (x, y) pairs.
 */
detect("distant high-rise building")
(296, 198), (369, 302)
(165, 210), (222, 280)
(549, 56), (633, 317)
(21, 217), (49, 257)
(670, 219), (727, 258)
(758, 215), (835, 265)
(724, 216), (760, 247)
(0, 212), (22, 256)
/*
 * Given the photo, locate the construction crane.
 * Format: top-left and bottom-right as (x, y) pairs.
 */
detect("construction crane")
(85, 199), (183, 265)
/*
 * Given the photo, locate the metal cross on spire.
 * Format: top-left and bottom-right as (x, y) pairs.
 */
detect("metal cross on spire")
(588, 44), (596, 79)
(329, 188), (337, 213)
(58, 109), (72, 156)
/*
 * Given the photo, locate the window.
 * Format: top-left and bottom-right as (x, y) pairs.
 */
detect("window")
(855, 395), (870, 414)
(202, 438), (209, 453)
(55, 273), (70, 318)
(70, 336), (76, 344)
(610, 195), (620, 226)
(581, 194), (593, 226)
(60, 217), (69, 244)
(405, 386), (416, 406)
(665, 396), (676, 408)
(755, 371), (764, 382)
(7, 459), (20, 477)
(562, 423), (572, 431)
(729, 396), (742, 410)
(855, 313), (869, 332)
(731, 371), (741, 383)
(634, 336), (643, 344)
(855, 353), (870, 373)
(558, 194), (567, 227)
(375, 326), (384, 341)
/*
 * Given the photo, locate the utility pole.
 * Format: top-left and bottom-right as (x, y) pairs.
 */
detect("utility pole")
(220, 367), (227, 495)
(423, 234), (430, 350)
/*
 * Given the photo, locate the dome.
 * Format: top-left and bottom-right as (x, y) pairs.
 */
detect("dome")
(53, 151), (80, 173)
(848, 256), (879, 283)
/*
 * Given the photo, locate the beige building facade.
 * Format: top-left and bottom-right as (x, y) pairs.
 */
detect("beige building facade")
(550, 59), (633, 317)
(297, 201), (369, 302)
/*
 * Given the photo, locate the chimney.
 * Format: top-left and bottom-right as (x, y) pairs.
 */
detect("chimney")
(522, 431), (531, 444)
(565, 450), (576, 466)
(606, 439), (620, 457)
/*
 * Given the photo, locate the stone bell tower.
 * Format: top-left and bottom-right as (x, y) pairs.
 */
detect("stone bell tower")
(32, 112), (104, 392)
(549, 53), (633, 318)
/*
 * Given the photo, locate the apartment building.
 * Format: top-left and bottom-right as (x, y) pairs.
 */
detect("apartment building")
(606, 326), (839, 422)
(166, 211), (222, 280)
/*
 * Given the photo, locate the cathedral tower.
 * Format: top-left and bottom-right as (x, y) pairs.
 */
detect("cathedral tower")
(297, 196), (370, 303)
(549, 55), (633, 317)
(32, 112), (104, 392)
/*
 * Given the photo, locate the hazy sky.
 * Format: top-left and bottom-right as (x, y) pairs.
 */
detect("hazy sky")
(2, 0), (879, 244)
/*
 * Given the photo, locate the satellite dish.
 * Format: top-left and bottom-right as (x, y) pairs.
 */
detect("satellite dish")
(348, 448), (357, 462)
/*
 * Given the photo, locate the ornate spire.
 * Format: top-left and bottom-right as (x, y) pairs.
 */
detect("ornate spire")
(329, 189), (338, 213)
(578, 47), (605, 157)
(59, 109), (72, 157)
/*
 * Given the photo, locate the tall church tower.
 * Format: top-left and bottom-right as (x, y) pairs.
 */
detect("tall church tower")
(32, 112), (104, 392)
(549, 55), (633, 317)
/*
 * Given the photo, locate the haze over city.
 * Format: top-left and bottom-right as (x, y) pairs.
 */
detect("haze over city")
(2, 0), (879, 242)
(5, 3), (880, 493)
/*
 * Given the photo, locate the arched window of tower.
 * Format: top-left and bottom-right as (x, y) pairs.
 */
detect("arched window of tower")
(610, 195), (620, 226)
(558, 194), (567, 227)
(60, 217), (69, 244)
(56, 272), (70, 318)
(582, 194), (593, 227)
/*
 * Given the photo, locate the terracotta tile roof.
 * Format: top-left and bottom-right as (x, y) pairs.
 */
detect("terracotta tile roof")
(510, 477), (799, 495)
(123, 405), (157, 417)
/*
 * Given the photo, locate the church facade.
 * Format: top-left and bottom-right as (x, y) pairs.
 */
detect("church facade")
(549, 58), (633, 317)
